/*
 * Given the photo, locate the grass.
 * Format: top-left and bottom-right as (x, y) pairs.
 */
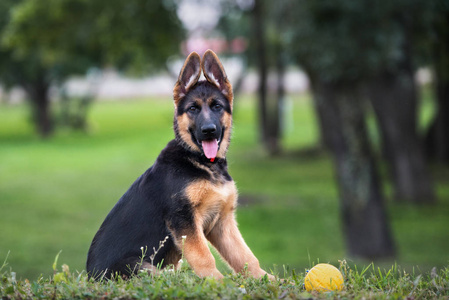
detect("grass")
(0, 92), (449, 295)
(1, 257), (448, 299)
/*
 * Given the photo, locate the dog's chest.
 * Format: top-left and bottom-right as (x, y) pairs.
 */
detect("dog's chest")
(185, 179), (237, 233)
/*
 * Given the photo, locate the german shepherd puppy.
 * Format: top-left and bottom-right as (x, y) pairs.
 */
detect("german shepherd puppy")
(86, 50), (273, 280)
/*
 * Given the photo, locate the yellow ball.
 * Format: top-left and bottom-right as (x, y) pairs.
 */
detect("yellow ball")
(304, 263), (344, 292)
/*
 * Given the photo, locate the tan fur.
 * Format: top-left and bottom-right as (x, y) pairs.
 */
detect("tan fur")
(182, 230), (223, 278)
(179, 179), (272, 279)
(172, 179), (236, 279)
(221, 80), (234, 108)
(173, 84), (183, 107)
(186, 180), (237, 234)
(176, 114), (201, 153)
(207, 213), (269, 278)
(217, 112), (232, 158)
(173, 81), (185, 106)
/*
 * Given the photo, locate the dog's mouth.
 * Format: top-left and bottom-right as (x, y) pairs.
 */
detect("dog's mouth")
(201, 139), (219, 160)
(190, 129), (225, 161)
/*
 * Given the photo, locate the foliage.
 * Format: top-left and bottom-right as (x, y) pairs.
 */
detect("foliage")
(2, 0), (183, 76)
(218, 0), (434, 81)
(0, 0), (46, 88)
(0, 0), (184, 136)
(1, 257), (448, 299)
(283, 0), (433, 83)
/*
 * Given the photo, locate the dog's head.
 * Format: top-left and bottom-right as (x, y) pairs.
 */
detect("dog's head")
(173, 50), (233, 161)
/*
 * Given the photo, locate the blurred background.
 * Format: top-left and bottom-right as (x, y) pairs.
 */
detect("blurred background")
(1, 0), (448, 279)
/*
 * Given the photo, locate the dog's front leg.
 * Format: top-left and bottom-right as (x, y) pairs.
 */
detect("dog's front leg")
(173, 228), (224, 279)
(207, 212), (275, 280)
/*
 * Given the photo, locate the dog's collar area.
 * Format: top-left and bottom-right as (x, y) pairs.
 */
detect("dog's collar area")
(204, 155), (226, 166)
(176, 138), (225, 166)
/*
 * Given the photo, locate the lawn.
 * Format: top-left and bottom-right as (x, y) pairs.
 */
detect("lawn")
(1, 259), (448, 299)
(0, 93), (448, 281)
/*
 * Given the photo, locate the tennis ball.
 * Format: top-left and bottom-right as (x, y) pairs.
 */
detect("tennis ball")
(304, 263), (344, 292)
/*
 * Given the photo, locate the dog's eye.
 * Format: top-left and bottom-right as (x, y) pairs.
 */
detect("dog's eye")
(212, 103), (222, 111)
(189, 106), (199, 113)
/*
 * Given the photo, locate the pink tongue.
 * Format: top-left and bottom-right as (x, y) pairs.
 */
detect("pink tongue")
(202, 140), (218, 159)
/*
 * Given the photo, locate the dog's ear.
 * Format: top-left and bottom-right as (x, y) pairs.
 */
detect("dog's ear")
(174, 52), (201, 105)
(201, 50), (233, 103)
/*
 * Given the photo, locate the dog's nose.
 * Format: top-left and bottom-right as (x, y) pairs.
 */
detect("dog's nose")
(201, 124), (217, 135)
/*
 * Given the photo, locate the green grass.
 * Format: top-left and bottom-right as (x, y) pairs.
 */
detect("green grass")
(1, 258), (448, 299)
(0, 93), (449, 286)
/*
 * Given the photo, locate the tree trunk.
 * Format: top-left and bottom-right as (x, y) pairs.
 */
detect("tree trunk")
(367, 72), (436, 204)
(263, 46), (285, 155)
(275, 51), (285, 143)
(252, 0), (281, 155)
(312, 79), (395, 259)
(25, 80), (53, 138)
(253, 0), (268, 147)
(425, 8), (449, 164)
(427, 75), (449, 163)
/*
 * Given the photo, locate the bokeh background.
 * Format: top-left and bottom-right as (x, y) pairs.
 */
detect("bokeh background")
(1, 0), (448, 279)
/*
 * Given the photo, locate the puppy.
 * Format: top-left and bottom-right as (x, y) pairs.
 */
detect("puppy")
(86, 50), (273, 280)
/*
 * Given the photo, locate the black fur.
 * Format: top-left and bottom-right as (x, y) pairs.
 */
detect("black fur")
(86, 82), (232, 279)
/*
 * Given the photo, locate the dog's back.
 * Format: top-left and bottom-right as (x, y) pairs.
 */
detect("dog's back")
(86, 164), (171, 278)
(86, 140), (218, 278)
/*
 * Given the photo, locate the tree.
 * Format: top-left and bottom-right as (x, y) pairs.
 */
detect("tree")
(218, 0), (285, 155)
(0, 0), (57, 137)
(251, 0), (281, 155)
(364, 1), (435, 203)
(425, 2), (449, 165)
(251, 0), (288, 156)
(1, 0), (183, 137)
(286, 0), (396, 259)
(287, 0), (436, 204)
